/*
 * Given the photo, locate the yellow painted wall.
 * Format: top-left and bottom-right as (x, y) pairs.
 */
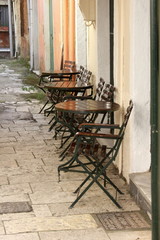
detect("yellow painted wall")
(87, 25), (97, 84)
(114, 0), (131, 180)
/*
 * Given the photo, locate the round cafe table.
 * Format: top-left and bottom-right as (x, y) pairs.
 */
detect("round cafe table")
(54, 100), (120, 146)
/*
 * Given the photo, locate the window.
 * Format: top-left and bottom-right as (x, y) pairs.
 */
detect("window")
(0, 5), (9, 27)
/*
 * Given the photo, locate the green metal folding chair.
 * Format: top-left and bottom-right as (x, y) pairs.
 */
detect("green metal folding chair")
(58, 100), (133, 209)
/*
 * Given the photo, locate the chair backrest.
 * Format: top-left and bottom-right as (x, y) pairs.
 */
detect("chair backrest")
(63, 60), (76, 71)
(101, 83), (115, 102)
(94, 78), (105, 100)
(76, 65), (85, 82)
(80, 69), (92, 84)
(120, 100), (133, 135)
(113, 100), (133, 160)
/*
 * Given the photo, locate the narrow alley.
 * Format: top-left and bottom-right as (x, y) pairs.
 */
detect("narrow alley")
(0, 59), (151, 239)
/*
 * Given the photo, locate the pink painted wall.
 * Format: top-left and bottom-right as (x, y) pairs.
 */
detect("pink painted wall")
(53, 0), (62, 70)
(37, 0), (75, 71)
(37, 0), (45, 71)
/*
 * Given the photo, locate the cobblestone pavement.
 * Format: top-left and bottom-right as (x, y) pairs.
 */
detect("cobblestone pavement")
(0, 60), (151, 239)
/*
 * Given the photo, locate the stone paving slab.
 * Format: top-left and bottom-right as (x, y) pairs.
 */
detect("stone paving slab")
(0, 221), (5, 235)
(0, 193), (29, 203)
(39, 228), (109, 240)
(30, 191), (76, 204)
(107, 230), (151, 240)
(0, 132), (20, 138)
(0, 233), (40, 240)
(0, 212), (35, 221)
(48, 196), (140, 217)
(30, 181), (62, 192)
(16, 159), (45, 167)
(0, 137), (17, 143)
(4, 214), (98, 234)
(0, 183), (32, 196)
(0, 176), (8, 185)
(32, 204), (52, 217)
(0, 147), (15, 154)
(9, 173), (58, 184)
(0, 202), (32, 214)
(0, 153), (35, 161)
(0, 160), (17, 168)
(0, 166), (44, 177)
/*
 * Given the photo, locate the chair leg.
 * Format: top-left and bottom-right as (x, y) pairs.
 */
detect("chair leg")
(69, 157), (123, 209)
(49, 120), (57, 132)
(39, 100), (49, 114)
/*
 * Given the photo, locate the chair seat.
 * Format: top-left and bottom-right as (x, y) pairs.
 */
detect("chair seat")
(68, 141), (107, 159)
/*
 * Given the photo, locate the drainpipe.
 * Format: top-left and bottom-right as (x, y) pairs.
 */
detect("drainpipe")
(150, 0), (160, 239)
(8, 0), (13, 57)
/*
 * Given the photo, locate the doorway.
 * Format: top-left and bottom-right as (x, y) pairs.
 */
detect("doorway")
(0, 5), (9, 49)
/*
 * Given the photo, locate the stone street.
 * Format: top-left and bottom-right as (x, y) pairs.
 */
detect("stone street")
(0, 59), (151, 239)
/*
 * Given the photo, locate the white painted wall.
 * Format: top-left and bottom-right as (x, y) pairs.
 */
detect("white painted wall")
(75, 0), (87, 68)
(12, 0), (21, 56)
(0, 0), (7, 5)
(130, 0), (151, 173)
(96, 0), (110, 84)
(114, 0), (151, 181)
(28, 0), (39, 70)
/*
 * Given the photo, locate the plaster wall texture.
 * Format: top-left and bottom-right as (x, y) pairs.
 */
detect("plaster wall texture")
(96, 0), (110, 84)
(43, 1), (50, 71)
(13, 0), (21, 56)
(129, 0), (150, 173)
(0, 0), (7, 5)
(38, 0), (45, 71)
(87, 24), (96, 84)
(20, 0), (30, 58)
(53, 0), (62, 70)
(114, 0), (150, 181)
(75, 0), (87, 69)
(30, 0), (39, 70)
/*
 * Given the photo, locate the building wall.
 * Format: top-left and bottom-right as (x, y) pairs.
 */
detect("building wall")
(37, 0), (45, 71)
(13, 0), (21, 56)
(114, 0), (151, 181)
(12, 0), (29, 58)
(96, 0), (110, 83)
(53, 0), (62, 69)
(28, 0), (39, 70)
(20, 0), (30, 57)
(130, 0), (150, 174)
(85, 0), (150, 181)
(0, 0), (7, 5)
(63, 0), (75, 63)
(75, 0), (87, 69)
(43, 0), (50, 71)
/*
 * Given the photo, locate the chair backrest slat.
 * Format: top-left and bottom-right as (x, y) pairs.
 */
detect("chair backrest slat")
(63, 60), (76, 71)
(101, 83), (115, 102)
(95, 78), (105, 100)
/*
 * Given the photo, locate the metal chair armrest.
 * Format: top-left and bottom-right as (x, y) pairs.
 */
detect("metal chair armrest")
(63, 95), (93, 101)
(75, 131), (120, 139)
(78, 123), (120, 131)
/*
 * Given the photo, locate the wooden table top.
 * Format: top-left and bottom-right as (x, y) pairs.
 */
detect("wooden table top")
(44, 81), (93, 91)
(40, 70), (80, 77)
(55, 100), (120, 114)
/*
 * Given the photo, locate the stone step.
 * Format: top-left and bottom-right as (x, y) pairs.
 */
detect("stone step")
(129, 172), (151, 219)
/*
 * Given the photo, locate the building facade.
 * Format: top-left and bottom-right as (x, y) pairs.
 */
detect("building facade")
(8, 0), (151, 183)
